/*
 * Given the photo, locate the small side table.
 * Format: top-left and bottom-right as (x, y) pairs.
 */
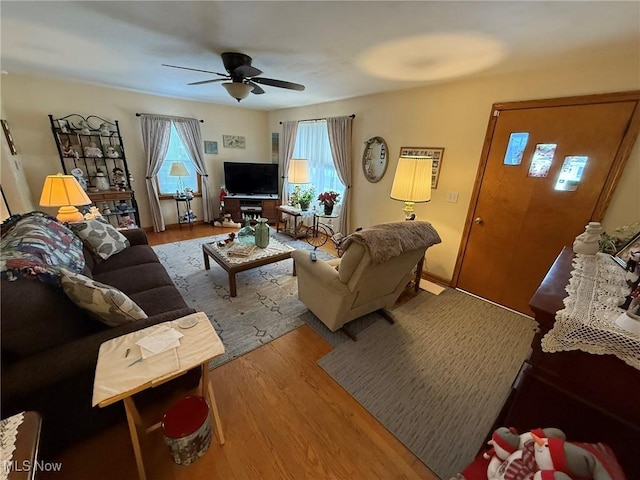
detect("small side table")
(276, 205), (309, 239)
(0, 411), (42, 480)
(174, 196), (193, 230)
(93, 313), (226, 480)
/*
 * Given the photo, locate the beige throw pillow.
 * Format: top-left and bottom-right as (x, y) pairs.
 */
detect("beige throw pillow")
(70, 219), (129, 260)
(59, 268), (147, 327)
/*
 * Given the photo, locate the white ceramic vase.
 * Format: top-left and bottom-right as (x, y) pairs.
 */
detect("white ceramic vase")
(572, 222), (602, 255)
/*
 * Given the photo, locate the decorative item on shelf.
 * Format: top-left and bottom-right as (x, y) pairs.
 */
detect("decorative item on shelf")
(169, 161), (189, 196)
(105, 146), (120, 158)
(99, 122), (112, 136)
(112, 167), (127, 190)
(116, 200), (130, 213)
(317, 191), (340, 216)
(95, 169), (110, 191)
(77, 120), (91, 135)
(180, 210), (197, 223)
(70, 167), (88, 191)
(254, 217), (270, 248)
(61, 141), (79, 159)
(101, 201), (111, 215)
(39, 174), (92, 222)
(118, 214), (136, 229)
(84, 142), (103, 158)
(82, 206), (102, 220)
(390, 155), (432, 220)
(290, 185), (314, 211)
(572, 222), (602, 255)
(237, 216), (255, 244)
(184, 188), (194, 200)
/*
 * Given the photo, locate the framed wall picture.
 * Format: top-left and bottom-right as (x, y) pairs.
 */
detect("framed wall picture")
(204, 141), (218, 154)
(222, 135), (246, 149)
(613, 232), (640, 269)
(399, 146), (444, 189)
(1, 119), (17, 155)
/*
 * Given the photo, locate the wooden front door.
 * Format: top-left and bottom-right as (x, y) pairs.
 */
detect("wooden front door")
(454, 92), (640, 315)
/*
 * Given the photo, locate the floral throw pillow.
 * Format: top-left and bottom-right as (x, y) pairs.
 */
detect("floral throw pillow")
(70, 219), (130, 260)
(59, 268), (147, 327)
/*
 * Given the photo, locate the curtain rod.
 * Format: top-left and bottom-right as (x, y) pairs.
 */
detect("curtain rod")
(135, 113), (204, 123)
(279, 114), (355, 125)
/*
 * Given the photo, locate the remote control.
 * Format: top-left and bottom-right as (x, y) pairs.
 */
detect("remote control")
(310, 251), (317, 262)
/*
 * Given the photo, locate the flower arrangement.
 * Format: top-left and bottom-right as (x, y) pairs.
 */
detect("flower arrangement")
(290, 185), (315, 210)
(599, 221), (640, 254)
(317, 191), (340, 207)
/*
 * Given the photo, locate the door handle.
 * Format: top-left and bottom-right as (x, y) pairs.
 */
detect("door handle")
(474, 217), (483, 225)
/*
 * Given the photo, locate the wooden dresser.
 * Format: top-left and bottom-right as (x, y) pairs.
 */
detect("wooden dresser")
(498, 247), (640, 477)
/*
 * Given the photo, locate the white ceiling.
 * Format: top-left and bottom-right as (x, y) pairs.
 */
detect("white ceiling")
(2, 1), (639, 111)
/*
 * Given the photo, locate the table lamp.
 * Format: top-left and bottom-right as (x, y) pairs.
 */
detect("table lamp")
(390, 156), (432, 220)
(169, 161), (190, 196)
(288, 158), (310, 185)
(39, 173), (92, 222)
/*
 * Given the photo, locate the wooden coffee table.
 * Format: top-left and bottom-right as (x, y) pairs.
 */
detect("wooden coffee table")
(202, 236), (295, 297)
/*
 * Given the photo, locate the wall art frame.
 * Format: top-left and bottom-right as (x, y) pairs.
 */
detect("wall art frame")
(204, 140), (218, 154)
(399, 146), (444, 189)
(222, 135), (246, 149)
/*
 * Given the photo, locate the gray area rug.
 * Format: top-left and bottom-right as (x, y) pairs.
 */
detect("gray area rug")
(318, 289), (537, 479)
(153, 233), (334, 368)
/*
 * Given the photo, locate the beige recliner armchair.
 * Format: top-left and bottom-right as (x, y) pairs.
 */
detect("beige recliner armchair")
(291, 221), (441, 338)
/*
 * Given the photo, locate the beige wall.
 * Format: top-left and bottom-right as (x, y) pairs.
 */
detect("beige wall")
(268, 54), (640, 281)
(1, 75), (270, 227)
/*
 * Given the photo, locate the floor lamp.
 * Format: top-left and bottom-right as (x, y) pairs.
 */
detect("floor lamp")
(39, 174), (92, 222)
(390, 156), (432, 220)
(287, 158), (310, 206)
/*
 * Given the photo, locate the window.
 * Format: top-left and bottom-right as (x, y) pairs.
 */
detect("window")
(156, 123), (200, 196)
(292, 120), (344, 199)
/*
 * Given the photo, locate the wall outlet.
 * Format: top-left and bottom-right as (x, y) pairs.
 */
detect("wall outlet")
(446, 191), (459, 203)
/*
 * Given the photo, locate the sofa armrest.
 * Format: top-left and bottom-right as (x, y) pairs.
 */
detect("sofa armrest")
(121, 228), (148, 246)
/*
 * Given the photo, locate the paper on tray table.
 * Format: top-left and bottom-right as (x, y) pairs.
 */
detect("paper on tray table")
(135, 326), (183, 359)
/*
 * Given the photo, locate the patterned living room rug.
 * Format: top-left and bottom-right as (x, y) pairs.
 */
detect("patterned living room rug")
(153, 233), (336, 368)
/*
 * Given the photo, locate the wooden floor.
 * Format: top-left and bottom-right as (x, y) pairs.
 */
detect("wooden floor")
(40, 224), (438, 480)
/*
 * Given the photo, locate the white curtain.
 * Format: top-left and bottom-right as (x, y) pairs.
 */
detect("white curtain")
(140, 115), (171, 232)
(281, 121), (298, 205)
(172, 118), (213, 222)
(293, 120), (345, 199)
(326, 116), (353, 235)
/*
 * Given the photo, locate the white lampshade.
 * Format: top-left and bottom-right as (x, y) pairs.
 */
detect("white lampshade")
(39, 173), (92, 222)
(169, 162), (190, 177)
(223, 82), (253, 102)
(288, 158), (310, 184)
(390, 156), (432, 220)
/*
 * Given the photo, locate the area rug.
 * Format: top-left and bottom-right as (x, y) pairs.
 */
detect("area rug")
(152, 233), (333, 368)
(318, 288), (538, 479)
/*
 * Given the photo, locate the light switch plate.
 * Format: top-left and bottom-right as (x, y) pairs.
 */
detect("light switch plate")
(446, 191), (459, 203)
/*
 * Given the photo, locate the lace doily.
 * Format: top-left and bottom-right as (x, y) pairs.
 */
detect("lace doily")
(541, 253), (640, 370)
(0, 411), (25, 480)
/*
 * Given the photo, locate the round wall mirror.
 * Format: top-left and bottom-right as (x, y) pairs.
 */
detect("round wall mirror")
(362, 136), (388, 183)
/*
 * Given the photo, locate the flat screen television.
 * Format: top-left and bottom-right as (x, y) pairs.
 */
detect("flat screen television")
(224, 162), (279, 196)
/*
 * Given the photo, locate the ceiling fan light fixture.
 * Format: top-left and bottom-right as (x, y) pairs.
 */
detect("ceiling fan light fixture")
(222, 82), (252, 102)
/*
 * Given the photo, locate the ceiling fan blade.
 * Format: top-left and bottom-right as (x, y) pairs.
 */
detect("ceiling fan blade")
(188, 79), (226, 86)
(235, 65), (263, 78)
(248, 82), (265, 95)
(162, 64), (227, 77)
(252, 77), (305, 91)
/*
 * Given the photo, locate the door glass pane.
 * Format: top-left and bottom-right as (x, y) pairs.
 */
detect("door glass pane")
(528, 143), (557, 177)
(554, 156), (588, 191)
(503, 132), (529, 165)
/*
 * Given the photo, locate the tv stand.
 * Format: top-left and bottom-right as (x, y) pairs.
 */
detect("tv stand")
(224, 194), (279, 224)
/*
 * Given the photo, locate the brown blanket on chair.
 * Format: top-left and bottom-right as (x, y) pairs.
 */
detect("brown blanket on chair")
(341, 221), (441, 263)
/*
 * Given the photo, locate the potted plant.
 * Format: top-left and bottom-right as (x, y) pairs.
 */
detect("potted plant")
(290, 185), (315, 211)
(317, 191), (340, 215)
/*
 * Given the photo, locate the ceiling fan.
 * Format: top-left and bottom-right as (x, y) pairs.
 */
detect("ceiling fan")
(162, 52), (305, 102)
